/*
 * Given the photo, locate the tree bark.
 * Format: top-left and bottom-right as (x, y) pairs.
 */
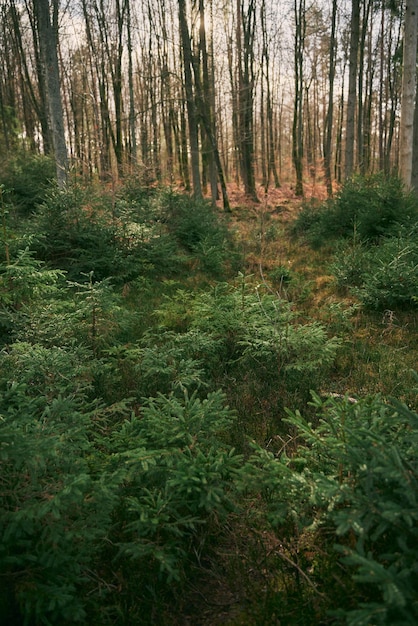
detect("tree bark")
(344, 0), (360, 179)
(237, 0), (258, 202)
(261, 0), (280, 191)
(34, 0), (68, 186)
(400, 0), (418, 188)
(194, 0), (230, 210)
(178, 0), (202, 198)
(293, 0), (305, 196)
(323, 0), (337, 197)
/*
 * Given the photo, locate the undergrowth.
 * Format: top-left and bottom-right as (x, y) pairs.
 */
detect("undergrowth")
(1, 171), (417, 625)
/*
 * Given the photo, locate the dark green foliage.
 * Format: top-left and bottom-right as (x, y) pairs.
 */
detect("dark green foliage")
(159, 189), (237, 276)
(0, 353), (241, 623)
(354, 233), (418, 310)
(331, 229), (418, 309)
(115, 173), (158, 207)
(32, 185), (236, 283)
(0, 153), (55, 217)
(0, 248), (66, 343)
(35, 186), (137, 281)
(0, 222), (244, 623)
(3, 174), (417, 625)
(101, 330), (210, 400)
(241, 391), (418, 625)
(290, 197), (325, 246)
(0, 265), (243, 622)
(294, 175), (418, 311)
(104, 277), (334, 402)
(268, 263), (294, 286)
(154, 278), (341, 407)
(293, 175), (418, 247)
(0, 348), (119, 624)
(108, 390), (241, 561)
(331, 241), (371, 289)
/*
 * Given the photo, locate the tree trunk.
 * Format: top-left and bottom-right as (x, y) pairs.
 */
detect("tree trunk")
(11, 0), (51, 153)
(399, 0), (418, 188)
(344, 0), (360, 179)
(411, 79), (418, 190)
(34, 0), (68, 186)
(357, 0), (371, 175)
(293, 0), (305, 196)
(237, 0), (258, 201)
(323, 0), (337, 197)
(126, 0), (136, 167)
(178, 0), (202, 198)
(195, 0), (230, 210)
(261, 0), (280, 191)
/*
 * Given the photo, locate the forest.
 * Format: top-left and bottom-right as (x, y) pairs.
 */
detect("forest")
(1, 0), (418, 624)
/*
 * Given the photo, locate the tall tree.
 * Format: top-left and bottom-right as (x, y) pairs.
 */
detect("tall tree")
(10, 0), (51, 153)
(126, 0), (137, 167)
(237, 0), (258, 201)
(344, 0), (360, 178)
(293, 0), (305, 196)
(399, 0), (418, 188)
(323, 0), (338, 196)
(33, 0), (68, 186)
(260, 0), (280, 191)
(193, 0), (230, 210)
(356, 0), (372, 175)
(178, 0), (202, 198)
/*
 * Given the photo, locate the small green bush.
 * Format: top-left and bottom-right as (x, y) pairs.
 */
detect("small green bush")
(290, 198), (325, 247)
(159, 189), (237, 276)
(0, 331), (243, 624)
(268, 263), (294, 287)
(331, 230), (418, 310)
(0, 349), (121, 624)
(33, 185), (182, 282)
(330, 241), (370, 290)
(0, 153), (55, 217)
(155, 278), (341, 402)
(293, 175), (418, 247)
(240, 391), (418, 625)
(34, 184), (236, 282)
(101, 330), (211, 400)
(354, 233), (418, 310)
(95, 389), (242, 622)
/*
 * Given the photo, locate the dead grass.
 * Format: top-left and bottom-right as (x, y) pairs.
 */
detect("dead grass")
(177, 181), (418, 624)
(226, 180), (418, 404)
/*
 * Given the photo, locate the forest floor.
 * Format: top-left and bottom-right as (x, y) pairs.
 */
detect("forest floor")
(228, 182), (417, 401)
(3, 175), (417, 624)
(175, 181), (418, 625)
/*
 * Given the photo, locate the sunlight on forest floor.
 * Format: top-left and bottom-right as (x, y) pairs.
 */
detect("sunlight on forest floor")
(225, 180), (418, 403)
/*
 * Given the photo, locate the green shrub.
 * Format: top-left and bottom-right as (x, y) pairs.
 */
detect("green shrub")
(268, 263), (294, 287)
(240, 391), (418, 625)
(159, 189), (237, 276)
(155, 278), (341, 403)
(0, 334), (242, 624)
(330, 241), (370, 290)
(0, 248), (66, 343)
(354, 233), (418, 310)
(290, 198), (325, 248)
(22, 184), (236, 284)
(293, 175), (418, 247)
(87, 390), (242, 622)
(101, 330), (211, 400)
(115, 173), (158, 208)
(33, 185), (181, 282)
(0, 247), (65, 308)
(331, 230), (418, 310)
(0, 153), (56, 218)
(0, 346), (123, 624)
